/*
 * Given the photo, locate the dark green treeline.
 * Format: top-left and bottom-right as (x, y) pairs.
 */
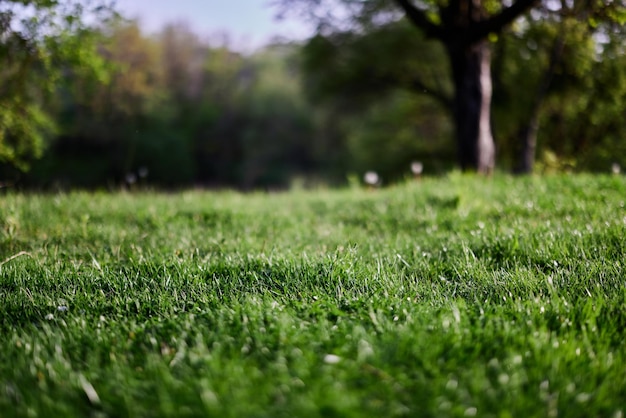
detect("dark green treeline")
(1, 3), (626, 189)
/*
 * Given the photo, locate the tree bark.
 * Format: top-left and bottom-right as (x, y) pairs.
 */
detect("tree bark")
(517, 116), (540, 174)
(516, 35), (565, 174)
(447, 38), (495, 173)
(393, 0), (539, 173)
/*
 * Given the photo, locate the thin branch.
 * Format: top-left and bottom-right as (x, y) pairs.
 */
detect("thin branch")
(361, 71), (452, 109)
(472, 0), (540, 42)
(393, 0), (445, 40)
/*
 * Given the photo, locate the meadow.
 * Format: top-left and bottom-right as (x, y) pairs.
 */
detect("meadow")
(0, 174), (624, 417)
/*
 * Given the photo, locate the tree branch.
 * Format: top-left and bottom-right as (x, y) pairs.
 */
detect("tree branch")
(472, 0), (540, 41)
(365, 73), (452, 110)
(393, 0), (445, 40)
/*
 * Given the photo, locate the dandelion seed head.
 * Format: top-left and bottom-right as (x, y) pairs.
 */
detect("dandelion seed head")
(411, 161), (423, 175)
(612, 163), (621, 175)
(324, 354), (341, 364)
(364, 171), (380, 186)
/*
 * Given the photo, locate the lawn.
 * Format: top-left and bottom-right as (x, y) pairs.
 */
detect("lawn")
(0, 174), (625, 417)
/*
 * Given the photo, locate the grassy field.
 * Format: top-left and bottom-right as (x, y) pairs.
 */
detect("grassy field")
(0, 174), (625, 417)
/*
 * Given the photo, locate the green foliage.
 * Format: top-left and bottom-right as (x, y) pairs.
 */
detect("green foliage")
(1, 175), (625, 416)
(547, 23), (626, 170)
(488, 1), (626, 171)
(285, 0), (626, 175)
(299, 20), (454, 181)
(5, 0), (626, 187)
(0, 103), (55, 172)
(0, 0), (114, 172)
(28, 20), (321, 189)
(236, 47), (318, 188)
(301, 21), (451, 105)
(345, 91), (454, 180)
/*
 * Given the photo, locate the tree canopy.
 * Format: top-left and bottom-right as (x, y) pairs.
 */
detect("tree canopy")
(279, 0), (626, 174)
(0, 0), (114, 173)
(1, 1), (626, 189)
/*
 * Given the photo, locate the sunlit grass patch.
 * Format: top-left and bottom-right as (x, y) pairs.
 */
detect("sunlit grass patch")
(0, 174), (625, 417)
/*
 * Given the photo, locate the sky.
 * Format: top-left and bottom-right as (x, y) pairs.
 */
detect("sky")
(113, 0), (311, 51)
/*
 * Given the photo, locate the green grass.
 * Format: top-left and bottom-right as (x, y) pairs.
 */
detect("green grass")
(1, 174), (625, 417)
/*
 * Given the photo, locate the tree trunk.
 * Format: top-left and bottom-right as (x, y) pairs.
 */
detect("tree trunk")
(447, 39), (495, 174)
(393, 0), (540, 173)
(516, 35), (565, 174)
(517, 115), (540, 173)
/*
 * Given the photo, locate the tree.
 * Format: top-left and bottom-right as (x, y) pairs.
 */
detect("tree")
(0, 0), (114, 176)
(280, 0), (541, 173)
(298, 20), (455, 179)
(48, 19), (180, 187)
(491, 0), (626, 173)
(524, 1), (625, 173)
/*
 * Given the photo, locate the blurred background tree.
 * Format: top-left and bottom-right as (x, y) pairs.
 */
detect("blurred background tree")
(1, 0), (626, 190)
(493, 0), (626, 173)
(34, 19), (168, 188)
(280, 0), (541, 173)
(0, 0), (114, 181)
(298, 19), (456, 181)
(280, 0), (626, 176)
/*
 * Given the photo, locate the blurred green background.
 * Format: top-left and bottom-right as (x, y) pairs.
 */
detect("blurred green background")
(1, 0), (626, 190)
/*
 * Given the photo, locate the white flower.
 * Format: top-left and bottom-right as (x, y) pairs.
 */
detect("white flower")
(323, 354), (341, 364)
(464, 407), (477, 416)
(363, 171), (380, 186)
(411, 161), (424, 175)
(612, 163), (621, 175)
